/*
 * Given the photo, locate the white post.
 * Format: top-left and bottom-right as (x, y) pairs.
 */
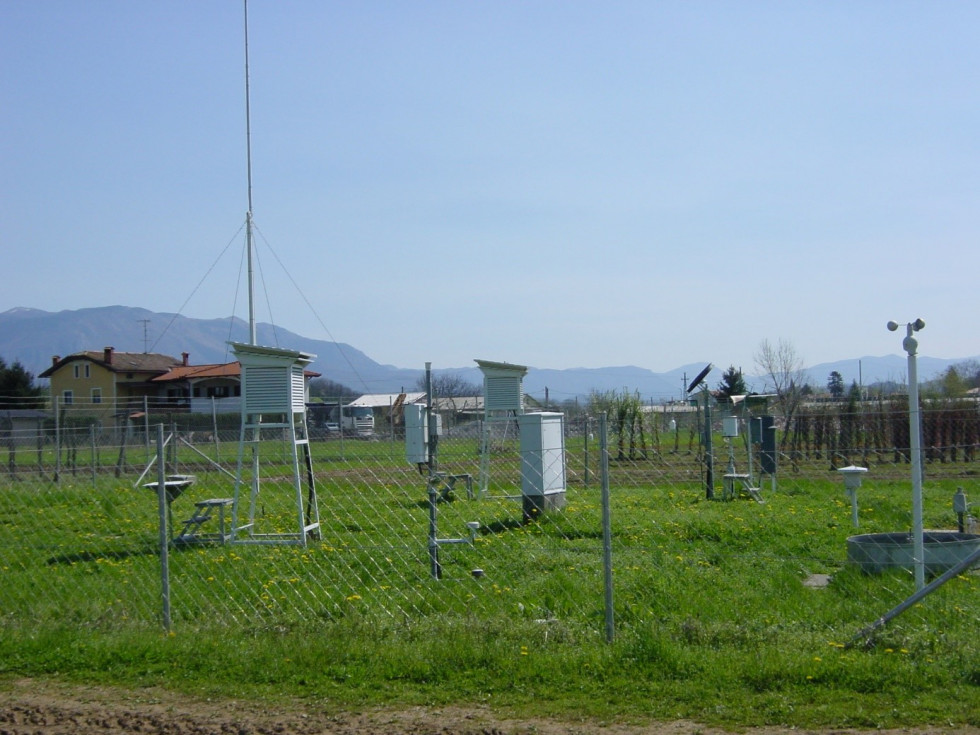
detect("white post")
(889, 319), (926, 591)
(907, 337), (925, 591)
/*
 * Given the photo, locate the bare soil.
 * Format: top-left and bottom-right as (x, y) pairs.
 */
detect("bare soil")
(1, 678), (978, 735)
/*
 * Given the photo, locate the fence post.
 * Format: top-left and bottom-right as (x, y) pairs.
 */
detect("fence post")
(90, 424), (97, 488)
(584, 416), (591, 488)
(211, 397), (220, 459)
(339, 398), (346, 458)
(54, 395), (61, 483)
(156, 424), (172, 632)
(600, 412), (614, 642)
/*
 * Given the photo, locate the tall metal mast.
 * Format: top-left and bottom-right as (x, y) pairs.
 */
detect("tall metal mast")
(244, 0), (257, 345)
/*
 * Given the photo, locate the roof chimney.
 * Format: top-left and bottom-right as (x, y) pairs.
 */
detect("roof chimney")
(103, 346), (114, 365)
(182, 352), (189, 367)
(52, 355), (60, 367)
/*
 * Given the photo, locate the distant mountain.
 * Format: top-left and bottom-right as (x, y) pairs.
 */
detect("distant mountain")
(0, 306), (419, 394)
(801, 356), (969, 393)
(0, 306), (975, 400)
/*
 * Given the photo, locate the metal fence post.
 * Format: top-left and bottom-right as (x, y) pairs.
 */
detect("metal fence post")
(584, 416), (591, 488)
(156, 424), (171, 632)
(54, 395), (61, 483)
(90, 424), (97, 488)
(600, 412), (614, 642)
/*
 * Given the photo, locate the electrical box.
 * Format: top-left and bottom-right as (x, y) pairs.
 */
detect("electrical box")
(405, 405), (441, 464)
(953, 489), (969, 514)
(722, 416), (739, 438)
(518, 412), (567, 520)
(405, 405), (428, 464)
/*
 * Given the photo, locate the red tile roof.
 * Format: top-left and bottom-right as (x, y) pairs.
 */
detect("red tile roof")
(40, 350), (181, 378)
(152, 363), (242, 382)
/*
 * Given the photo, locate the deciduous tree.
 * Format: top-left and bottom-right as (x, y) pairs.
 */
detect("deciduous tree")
(754, 338), (808, 447)
(415, 373), (482, 399)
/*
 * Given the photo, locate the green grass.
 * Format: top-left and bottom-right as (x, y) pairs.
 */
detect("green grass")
(0, 433), (978, 729)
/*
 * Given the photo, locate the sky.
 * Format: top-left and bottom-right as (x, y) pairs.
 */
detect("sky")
(2, 1), (978, 375)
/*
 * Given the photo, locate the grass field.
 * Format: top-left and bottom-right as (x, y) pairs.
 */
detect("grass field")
(0, 430), (977, 729)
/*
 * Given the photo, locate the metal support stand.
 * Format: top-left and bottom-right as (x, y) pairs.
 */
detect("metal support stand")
(423, 362), (479, 579)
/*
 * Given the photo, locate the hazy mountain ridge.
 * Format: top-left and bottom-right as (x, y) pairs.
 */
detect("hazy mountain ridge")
(1, 307), (974, 401)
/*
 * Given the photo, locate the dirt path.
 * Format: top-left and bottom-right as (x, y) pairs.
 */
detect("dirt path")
(1, 678), (978, 735)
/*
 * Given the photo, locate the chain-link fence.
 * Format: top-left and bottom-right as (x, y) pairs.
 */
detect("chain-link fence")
(1, 398), (977, 662)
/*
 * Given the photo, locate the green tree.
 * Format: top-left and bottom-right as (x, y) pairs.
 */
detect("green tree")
(613, 390), (646, 461)
(716, 365), (747, 400)
(588, 389), (647, 460)
(940, 366), (968, 397)
(587, 389), (616, 417)
(308, 377), (357, 401)
(0, 357), (45, 407)
(827, 370), (845, 399)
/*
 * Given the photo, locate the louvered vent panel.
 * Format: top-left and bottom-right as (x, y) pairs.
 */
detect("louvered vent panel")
(485, 377), (523, 411)
(290, 366), (306, 412)
(244, 366), (289, 413)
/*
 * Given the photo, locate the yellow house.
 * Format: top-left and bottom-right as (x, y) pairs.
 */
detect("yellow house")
(40, 346), (184, 418)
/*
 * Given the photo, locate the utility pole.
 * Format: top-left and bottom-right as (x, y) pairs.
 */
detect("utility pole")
(138, 319), (151, 353)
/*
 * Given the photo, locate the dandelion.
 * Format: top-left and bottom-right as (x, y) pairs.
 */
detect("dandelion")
(520, 646), (529, 656)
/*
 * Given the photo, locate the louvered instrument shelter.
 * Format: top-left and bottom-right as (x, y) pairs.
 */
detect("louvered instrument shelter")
(475, 359), (528, 497)
(229, 342), (320, 545)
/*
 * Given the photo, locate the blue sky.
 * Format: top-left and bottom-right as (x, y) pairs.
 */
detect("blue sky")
(2, 2), (978, 374)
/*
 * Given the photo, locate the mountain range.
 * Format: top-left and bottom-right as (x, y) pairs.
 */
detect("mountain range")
(0, 306), (974, 402)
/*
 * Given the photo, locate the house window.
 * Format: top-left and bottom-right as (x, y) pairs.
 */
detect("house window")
(73, 365), (80, 379)
(62, 390), (74, 405)
(85, 364), (90, 378)
(91, 388), (102, 404)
